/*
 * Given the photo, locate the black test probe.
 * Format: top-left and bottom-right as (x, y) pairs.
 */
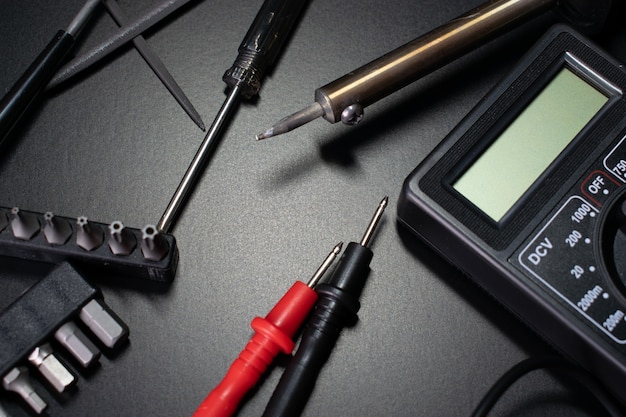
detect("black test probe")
(261, 196), (388, 417)
(156, 0), (309, 233)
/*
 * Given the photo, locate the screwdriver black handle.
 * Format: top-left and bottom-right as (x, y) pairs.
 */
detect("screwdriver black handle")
(262, 242), (372, 417)
(0, 30), (75, 145)
(223, 0), (308, 99)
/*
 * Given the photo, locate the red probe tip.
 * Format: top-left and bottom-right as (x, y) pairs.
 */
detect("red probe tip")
(307, 241), (343, 288)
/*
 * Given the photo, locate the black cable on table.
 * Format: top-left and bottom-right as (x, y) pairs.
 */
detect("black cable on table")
(470, 356), (624, 417)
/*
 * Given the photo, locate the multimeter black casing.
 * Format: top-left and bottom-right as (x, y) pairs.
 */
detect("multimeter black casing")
(397, 24), (626, 403)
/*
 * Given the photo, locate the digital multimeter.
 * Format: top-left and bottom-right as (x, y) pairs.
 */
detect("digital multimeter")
(397, 24), (626, 403)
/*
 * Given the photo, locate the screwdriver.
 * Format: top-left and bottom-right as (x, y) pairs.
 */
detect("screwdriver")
(261, 196), (387, 417)
(255, 0), (612, 140)
(0, 0), (100, 146)
(156, 0), (308, 233)
(192, 241), (343, 417)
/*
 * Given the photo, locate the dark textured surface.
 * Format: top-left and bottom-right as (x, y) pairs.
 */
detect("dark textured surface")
(0, 1), (624, 416)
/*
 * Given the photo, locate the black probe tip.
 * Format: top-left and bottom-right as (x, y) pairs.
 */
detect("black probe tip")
(360, 196), (388, 247)
(327, 196), (387, 295)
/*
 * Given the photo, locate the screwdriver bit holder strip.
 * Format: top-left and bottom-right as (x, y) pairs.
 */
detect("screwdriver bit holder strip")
(0, 207), (178, 285)
(0, 263), (100, 377)
(0, 262), (129, 414)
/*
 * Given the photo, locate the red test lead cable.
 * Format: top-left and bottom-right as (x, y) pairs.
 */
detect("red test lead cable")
(192, 242), (343, 417)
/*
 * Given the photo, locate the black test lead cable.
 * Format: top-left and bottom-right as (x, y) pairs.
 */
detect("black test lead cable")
(156, 0), (309, 233)
(261, 196), (388, 417)
(471, 357), (624, 417)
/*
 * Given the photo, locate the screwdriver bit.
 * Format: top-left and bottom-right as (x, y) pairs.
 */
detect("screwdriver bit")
(0, 262), (128, 381)
(2, 367), (47, 414)
(79, 299), (129, 349)
(141, 225), (169, 261)
(108, 221), (137, 256)
(54, 322), (101, 368)
(10, 207), (40, 241)
(43, 212), (73, 245)
(75, 215), (105, 252)
(28, 343), (76, 393)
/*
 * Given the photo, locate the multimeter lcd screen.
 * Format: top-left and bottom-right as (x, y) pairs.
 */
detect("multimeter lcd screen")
(453, 66), (609, 222)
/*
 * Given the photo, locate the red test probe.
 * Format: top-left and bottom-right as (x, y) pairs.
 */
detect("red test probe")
(192, 242), (343, 417)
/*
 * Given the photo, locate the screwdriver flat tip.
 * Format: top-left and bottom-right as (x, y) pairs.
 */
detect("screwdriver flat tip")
(307, 241), (343, 288)
(360, 196), (388, 247)
(256, 102), (324, 140)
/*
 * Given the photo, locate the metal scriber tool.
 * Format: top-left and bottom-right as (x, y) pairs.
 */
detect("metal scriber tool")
(46, 0), (204, 130)
(48, 0), (198, 88)
(261, 197), (388, 417)
(156, 0), (309, 233)
(0, 0), (100, 145)
(101, 0), (205, 130)
(255, 0), (612, 140)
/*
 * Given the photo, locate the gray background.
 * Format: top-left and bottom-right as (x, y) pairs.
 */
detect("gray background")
(1, 0), (625, 416)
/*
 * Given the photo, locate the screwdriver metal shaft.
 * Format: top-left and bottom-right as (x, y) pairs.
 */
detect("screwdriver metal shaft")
(157, 0), (308, 232)
(157, 86), (241, 233)
(255, 0), (611, 140)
